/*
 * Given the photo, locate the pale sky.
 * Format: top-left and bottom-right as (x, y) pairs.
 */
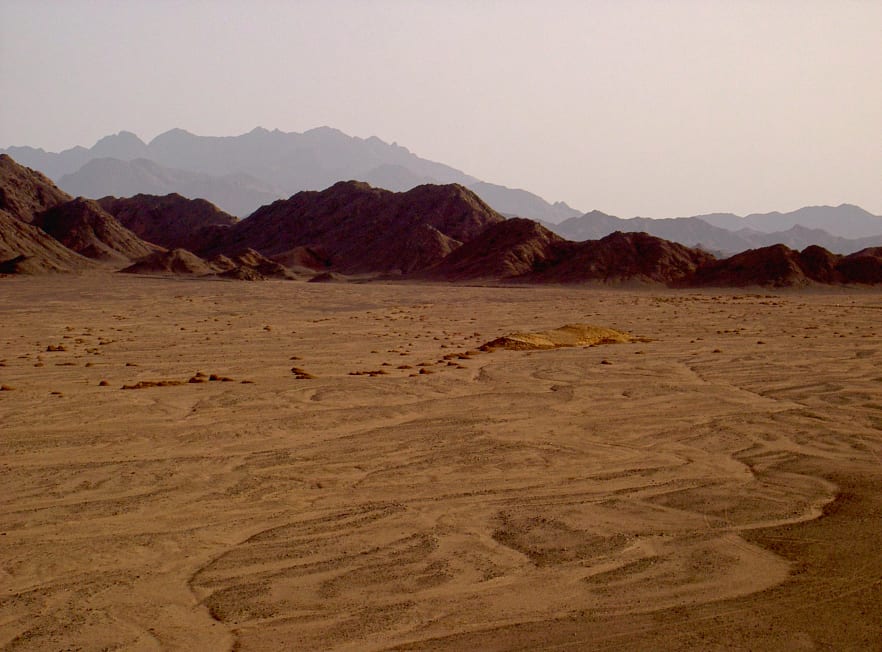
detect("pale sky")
(1, 0), (880, 218)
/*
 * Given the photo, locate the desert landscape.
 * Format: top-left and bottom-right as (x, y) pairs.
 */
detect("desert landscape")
(3, 2), (881, 649)
(2, 275), (880, 650)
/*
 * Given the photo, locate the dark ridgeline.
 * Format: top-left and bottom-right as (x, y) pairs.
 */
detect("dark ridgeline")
(3, 152), (882, 286)
(197, 181), (506, 275)
(37, 198), (158, 263)
(98, 194), (238, 252)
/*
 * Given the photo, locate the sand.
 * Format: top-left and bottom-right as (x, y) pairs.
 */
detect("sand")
(1, 276), (880, 650)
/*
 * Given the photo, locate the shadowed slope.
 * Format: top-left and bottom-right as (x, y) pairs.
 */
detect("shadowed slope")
(691, 244), (812, 287)
(424, 218), (567, 280)
(120, 248), (217, 276)
(0, 212), (95, 274)
(202, 181), (505, 274)
(0, 154), (72, 224)
(37, 198), (158, 263)
(533, 231), (714, 285)
(837, 247), (882, 284)
(98, 193), (238, 251)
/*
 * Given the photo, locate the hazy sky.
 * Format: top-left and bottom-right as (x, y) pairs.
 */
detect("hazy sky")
(1, 1), (880, 217)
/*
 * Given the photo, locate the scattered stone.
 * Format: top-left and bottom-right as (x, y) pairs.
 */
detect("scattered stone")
(349, 369), (388, 377)
(121, 380), (185, 390)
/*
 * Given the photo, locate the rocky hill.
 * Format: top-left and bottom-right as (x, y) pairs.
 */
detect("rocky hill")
(98, 193), (238, 251)
(0, 212), (95, 274)
(423, 218), (567, 281)
(36, 198), (158, 263)
(5, 153), (882, 287)
(0, 154), (72, 223)
(201, 181), (505, 274)
(689, 244), (882, 287)
(533, 232), (713, 285)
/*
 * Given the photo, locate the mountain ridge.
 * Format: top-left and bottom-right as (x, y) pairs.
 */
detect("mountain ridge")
(2, 128), (579, 222)
(4, 152), (882, 288)
(551, 205), (882, 255)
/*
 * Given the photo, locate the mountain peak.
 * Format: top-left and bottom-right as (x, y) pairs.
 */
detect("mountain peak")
(91, 131), (148, 159)
(147, 128), (196, 147)
(303, 126), (347, 138)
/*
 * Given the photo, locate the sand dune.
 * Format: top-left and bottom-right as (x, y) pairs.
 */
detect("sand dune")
(1, 278), (880, 650)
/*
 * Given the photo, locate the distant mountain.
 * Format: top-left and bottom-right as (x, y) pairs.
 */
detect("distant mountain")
(58, 158), (281, 218)
(357, 164), (436, 192)
(464, 182), (582, 223)
(697, 204), (882, 240)
(550, 207), (882, 255)
(551, 211), (750, 254)
(744, 225), (882, 255)
(2, 128), (580, 221)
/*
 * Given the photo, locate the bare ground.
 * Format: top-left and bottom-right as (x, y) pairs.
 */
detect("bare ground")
(1, 276), (880, 650)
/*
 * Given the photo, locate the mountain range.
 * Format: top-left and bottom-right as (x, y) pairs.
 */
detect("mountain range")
(3, 127), (581, 224)
(4, 127), (880, 256)
(3, 152), (882, 286)
(546, 205), (882, 255)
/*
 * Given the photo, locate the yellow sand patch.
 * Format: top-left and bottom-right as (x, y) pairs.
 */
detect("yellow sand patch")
(480, 323), (633, 351)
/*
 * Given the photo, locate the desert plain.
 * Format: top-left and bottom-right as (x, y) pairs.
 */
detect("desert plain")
(1, 275), (880, 651)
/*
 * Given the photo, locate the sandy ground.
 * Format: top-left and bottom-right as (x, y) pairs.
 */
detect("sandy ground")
(1, 276), (880, 651)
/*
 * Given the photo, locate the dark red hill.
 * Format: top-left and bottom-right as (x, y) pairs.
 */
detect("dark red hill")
(201, 181), (505, 274)
(37, 198), (158, 263)
(535, 231), (713, 285)
(837, 247), (882, 284)
(97, 193), (237, 251)
(0, 212), (95, 274)
(423, 218), (567, 281)
(690, 244), (813, 287)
